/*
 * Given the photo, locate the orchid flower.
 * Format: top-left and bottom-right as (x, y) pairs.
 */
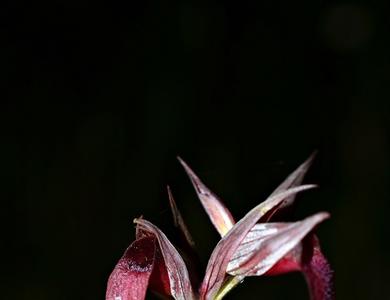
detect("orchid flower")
(106, 155), (334, 300)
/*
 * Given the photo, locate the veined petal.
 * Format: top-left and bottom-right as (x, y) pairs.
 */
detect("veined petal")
(263, 234), (335, 300)
(229, 226), (304, 277)
(226, 223), (290, 273)
(106, 236), (156, 300)
(227, 212), (329, 276)
(178, 157), (235, 236)
(200, 185), (315, 300)
(134, 218), (195, 300)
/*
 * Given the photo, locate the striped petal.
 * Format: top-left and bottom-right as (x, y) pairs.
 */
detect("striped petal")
(227, 212), (329, 276)
(200, 185), (315, 300)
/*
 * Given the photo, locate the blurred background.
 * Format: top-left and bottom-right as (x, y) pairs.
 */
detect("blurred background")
(1, 0), (389, 299)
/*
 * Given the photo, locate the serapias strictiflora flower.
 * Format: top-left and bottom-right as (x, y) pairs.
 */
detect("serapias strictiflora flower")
(106, 155), (334, 300)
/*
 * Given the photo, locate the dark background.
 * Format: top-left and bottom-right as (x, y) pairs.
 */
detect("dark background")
(1, 0), (389, 299)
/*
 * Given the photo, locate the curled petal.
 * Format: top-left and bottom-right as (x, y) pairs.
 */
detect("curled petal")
(135, 218), (195, 300)
(200, 185), (315, 300)
(178, 157), (235, 236)
(106, 236), (156, 300)
(227, 212), (330, 276)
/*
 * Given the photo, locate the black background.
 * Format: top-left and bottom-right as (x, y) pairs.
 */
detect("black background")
(1, 0), (389, 299)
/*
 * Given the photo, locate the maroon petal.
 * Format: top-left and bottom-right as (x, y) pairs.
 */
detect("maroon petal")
(106, 236), (156, 300)
(178, 157), (235, 236)
(200, 185), (315, 299)
(227, 212), (329, 276)
(149, 245), (172, 297)
(135, 218), (195, 300)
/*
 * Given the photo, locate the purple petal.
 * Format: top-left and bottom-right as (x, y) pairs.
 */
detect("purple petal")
(135, 218), (195, 300)
(178, 157), (235, 236)
(106, 236), (156, 300)
(227, 212), (329, 276)
(200, 185), (315, 299)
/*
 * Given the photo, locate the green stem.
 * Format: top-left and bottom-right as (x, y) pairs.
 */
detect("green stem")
(214, 276), (244, 300)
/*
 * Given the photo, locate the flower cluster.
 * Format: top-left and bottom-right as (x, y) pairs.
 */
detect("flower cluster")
(106, 155), (334, 300)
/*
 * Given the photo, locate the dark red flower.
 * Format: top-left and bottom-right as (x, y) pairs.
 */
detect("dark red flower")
(106, 155), (334, 300)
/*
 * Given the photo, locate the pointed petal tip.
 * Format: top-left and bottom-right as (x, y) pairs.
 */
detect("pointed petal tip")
(177, 156), (189, 170)
(177, 157), (202, 186)
(309, 211), (330, 224)
(318, 211), (330, 219)
(167, 185), (175, 209)
(297, 151), (317, 172)
(177, 156), (235, 237)
(307, 150), (318, 163)
(306, 183), (318, 189)
(166, 185), (175, 222)
(282, 183), (318, 192)
(292, 183), (319, 194)
(264, 152), (319, 222)
(177, 156), (198, 180)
